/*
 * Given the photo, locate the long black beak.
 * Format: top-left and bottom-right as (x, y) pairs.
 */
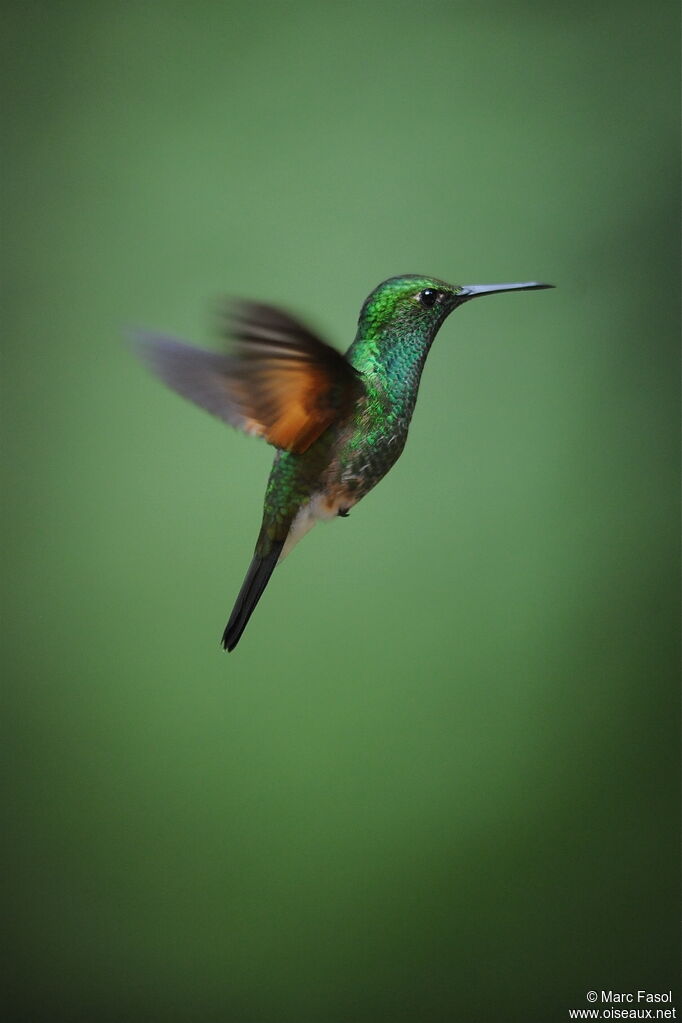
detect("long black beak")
(460, 281), (554, 301)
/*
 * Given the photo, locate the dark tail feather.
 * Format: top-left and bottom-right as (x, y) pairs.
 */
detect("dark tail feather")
(222, 540), (284, 651)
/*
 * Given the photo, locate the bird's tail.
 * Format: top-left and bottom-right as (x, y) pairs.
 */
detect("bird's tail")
(222, 540), (284, 652)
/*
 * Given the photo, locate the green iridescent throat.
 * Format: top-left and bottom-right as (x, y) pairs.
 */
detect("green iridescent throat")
(347, 274), (461, 414)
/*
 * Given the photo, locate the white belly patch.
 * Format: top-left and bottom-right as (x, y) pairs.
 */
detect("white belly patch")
(279, 493), (350, 561)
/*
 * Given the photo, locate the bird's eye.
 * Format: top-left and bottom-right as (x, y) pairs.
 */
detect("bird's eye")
(418, 288), (439, 308)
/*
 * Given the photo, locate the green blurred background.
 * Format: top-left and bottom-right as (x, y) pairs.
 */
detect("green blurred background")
(3, 2), (680, 1020)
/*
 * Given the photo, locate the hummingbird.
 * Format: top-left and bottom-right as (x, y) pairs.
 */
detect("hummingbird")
(136, 274), (552, 651)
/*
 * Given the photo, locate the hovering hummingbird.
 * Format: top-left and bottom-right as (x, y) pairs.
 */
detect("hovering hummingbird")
(136, 274), (552, 651)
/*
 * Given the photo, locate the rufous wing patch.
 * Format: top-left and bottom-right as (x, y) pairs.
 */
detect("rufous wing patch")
(221, 302), (364, 453)
(135, 301), (364, 454)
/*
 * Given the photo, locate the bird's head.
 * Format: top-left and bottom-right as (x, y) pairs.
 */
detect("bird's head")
(358, 274), (552, 341)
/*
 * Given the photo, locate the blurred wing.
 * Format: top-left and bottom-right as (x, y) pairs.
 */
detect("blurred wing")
(134, 302), (364, 454)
